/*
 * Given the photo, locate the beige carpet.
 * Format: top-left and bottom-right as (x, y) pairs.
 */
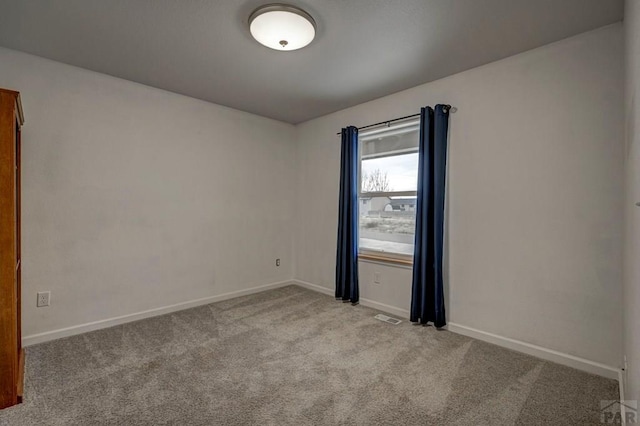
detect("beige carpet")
(0, 285), (618, 425)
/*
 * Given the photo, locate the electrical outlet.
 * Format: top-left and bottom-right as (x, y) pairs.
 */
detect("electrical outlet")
(37, 291), (50, 307)
(276, 258), (280, 267)
(373, 272), (381, 284)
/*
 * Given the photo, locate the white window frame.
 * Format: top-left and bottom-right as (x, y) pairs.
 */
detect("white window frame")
(358, 118), (420, 265)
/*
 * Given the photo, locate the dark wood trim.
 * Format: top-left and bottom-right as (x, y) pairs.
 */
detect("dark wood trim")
(358, 253), (413, 267)
(16, 349), (23, 403)
(0, 89), (23, 126)
(0, 89), (23, 409)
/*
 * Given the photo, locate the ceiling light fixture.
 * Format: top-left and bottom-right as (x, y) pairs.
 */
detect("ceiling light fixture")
(249, 4), (316, 51)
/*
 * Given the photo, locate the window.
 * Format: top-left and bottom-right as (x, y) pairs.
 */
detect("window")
(358, 119), (419, 263)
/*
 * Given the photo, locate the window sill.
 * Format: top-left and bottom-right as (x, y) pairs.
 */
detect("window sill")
(358, 253), (413, 269)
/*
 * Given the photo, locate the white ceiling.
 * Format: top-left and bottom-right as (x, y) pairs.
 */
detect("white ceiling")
(0, 0), (623, 124)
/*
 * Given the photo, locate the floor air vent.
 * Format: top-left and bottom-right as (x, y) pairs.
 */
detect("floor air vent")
(374, 314), (402, 325)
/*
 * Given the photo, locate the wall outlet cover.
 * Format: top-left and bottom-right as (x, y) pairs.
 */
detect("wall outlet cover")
(37, 291), (50, 307)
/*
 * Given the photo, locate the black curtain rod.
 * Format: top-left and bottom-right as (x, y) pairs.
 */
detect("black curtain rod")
(335, 105), (453, 135)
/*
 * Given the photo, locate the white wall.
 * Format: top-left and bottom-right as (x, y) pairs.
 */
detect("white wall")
(624, 0), (640, 401)
(0, 47), (296, 339)
(295, 24), (624, 368)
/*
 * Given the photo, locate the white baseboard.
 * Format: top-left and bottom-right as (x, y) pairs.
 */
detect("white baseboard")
(292, 279), (411, 319)
(446, 322), (621, 380)
(293, 279), (621, 381)
(22, 279), (294, 347)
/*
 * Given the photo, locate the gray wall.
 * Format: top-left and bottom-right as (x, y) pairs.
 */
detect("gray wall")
(0, 47), (297, 339)
(624, 0), (640, 402)
(295, 24), (624, 368)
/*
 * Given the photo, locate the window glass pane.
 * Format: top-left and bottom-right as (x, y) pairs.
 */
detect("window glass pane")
(359, 197), (416, 256)
(361, 153), (418, 192)
(359, 121), (419, 258)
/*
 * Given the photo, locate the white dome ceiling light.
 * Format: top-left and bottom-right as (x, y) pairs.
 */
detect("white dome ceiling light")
(249, 4), (316, 51)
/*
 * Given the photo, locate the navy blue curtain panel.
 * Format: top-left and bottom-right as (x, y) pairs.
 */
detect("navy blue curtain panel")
(410, 105), (450, 327)
(335, 126), (360, 304)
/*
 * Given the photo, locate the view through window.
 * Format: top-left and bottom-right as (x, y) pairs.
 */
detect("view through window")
(359, 119), (419, 259)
